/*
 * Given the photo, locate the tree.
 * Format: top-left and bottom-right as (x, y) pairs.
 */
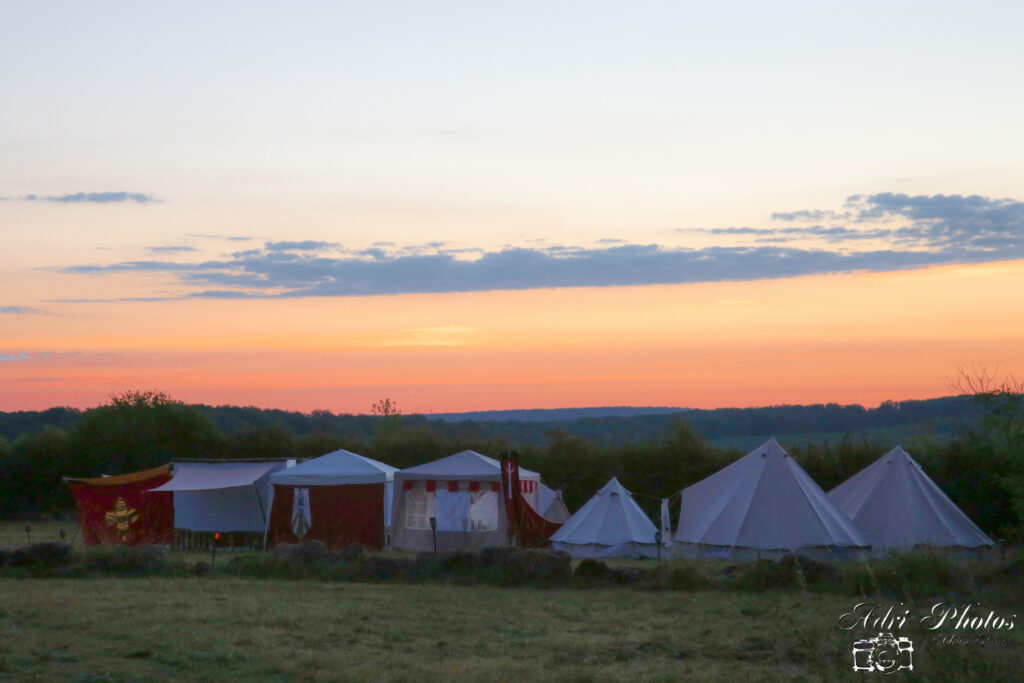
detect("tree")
(68, 390), (221, 474)
(371, 398), (402, 435)
(951, 366), (1024, 539)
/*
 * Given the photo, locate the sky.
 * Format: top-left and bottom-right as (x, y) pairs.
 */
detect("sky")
(3, 1), (1024, 414)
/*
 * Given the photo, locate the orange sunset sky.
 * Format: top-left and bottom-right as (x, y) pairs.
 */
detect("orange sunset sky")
(3, 3), (1024, 414)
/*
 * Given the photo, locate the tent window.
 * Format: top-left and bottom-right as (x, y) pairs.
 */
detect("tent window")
(405, 488), (436, 530)
(468, 490), (498, 531)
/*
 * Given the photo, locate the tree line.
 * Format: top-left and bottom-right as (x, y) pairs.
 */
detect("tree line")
(0, 389), (1021, 542)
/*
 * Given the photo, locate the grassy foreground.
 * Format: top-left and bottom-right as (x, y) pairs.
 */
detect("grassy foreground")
(3, 521), (1023, 681)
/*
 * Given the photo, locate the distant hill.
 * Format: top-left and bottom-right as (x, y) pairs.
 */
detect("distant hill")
(424, 406), (688, 422)
(0, 395), (984, 450)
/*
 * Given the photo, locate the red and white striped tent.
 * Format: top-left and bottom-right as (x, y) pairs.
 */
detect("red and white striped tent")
(390, 450), (543, 552)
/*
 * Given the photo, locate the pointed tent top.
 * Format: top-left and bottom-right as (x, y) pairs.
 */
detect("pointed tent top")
(600, 477), (629, 496)
(395, 450), (540, 482)
(270, 449), (397, 486)
(828, 445), (993, 549)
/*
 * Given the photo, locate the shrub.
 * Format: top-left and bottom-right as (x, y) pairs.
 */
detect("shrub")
(638, 563), (711, 591)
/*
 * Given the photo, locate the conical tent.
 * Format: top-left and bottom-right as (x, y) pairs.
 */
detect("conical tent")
(674, 438), (867, 560)
(551, 477), (660, 558)
(828, 445), (994, 554)
(390, 450), (542, 552)
(266, 449), (398, 550)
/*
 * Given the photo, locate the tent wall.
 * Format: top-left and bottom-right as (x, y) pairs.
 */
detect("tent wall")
(390, 481), (510, 552)
(65, 465), (174, 546)
(173, 487), (269, 533)
(268, 483), (387, 550)
(672, 543), (865, 563)
(552, 541), (660, 559)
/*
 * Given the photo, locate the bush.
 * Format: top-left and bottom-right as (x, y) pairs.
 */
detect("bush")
(638, 563), (711, 591)
(78, 545), (165, 575)
(840, 551), (968, 599)
(4, 541), (73, 569)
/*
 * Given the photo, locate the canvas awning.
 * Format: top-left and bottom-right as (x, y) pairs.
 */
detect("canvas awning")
(151, 461), (284, 492)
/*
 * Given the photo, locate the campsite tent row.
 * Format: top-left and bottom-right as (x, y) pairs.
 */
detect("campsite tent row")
(67, 440), (992, 560)
(66, 449), (569, 552)
(551, 439), (994, 560)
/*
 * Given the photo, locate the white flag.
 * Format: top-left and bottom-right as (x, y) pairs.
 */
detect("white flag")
(292, 488), (312, 538)
(660, 498), (673, 546)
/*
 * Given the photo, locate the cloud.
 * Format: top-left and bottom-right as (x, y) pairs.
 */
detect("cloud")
(149, 245), (198, 254)
(265, 240), (339, 252)
(771, 209), (851, 222)
(0, 306), (41, 314)
(53, 192), (1024, 298)
(0, 353), (31, 362)
(22, 192), (157, 204)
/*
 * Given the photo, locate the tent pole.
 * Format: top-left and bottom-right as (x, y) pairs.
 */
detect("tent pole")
(254, 483), (269, 550)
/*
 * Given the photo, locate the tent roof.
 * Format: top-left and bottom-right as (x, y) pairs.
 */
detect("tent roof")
(395, 450), (540, 482)
(150, 461), (287, 492)
(675, 438), (867, 551)
(828, 445), (993, 548)
(270, 449), (396, 486)
(551, 477), (657, 546)
(64, 463), (172, 486)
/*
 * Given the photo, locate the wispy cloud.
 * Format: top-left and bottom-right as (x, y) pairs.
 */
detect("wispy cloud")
(149, 245), (198, 254)
(21, 191), (157, 204)
(0, 306), (41, 314)
(265, 241), (339, 252)
(54, 192), (1024, 299)
(0, 353), (31, 362)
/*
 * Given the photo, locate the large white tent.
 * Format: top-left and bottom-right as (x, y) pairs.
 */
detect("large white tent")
(550, 477), (660, 558)
(674, 438), (868, 560)
(828, 445), (994, 554)
(390, 450), (542, 552)
(266, 449), (397, 550)
(150, 461), (288, 533)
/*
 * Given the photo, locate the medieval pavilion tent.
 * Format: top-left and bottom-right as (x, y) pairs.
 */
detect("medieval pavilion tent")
(149, 460), (288, 534)
(674, 438), (868, 560)
(266, 449), (397, 550)
(390, 450), (542, 552)
(828, 445), (994, 554)
(550, 477), (660, 559)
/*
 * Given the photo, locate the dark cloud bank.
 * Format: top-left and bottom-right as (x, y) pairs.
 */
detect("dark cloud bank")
(60, 193), (1024, 299)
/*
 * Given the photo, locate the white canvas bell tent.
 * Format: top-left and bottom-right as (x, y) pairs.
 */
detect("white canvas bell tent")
(550, 477), (660, 558)
(674, 438), (868, 561)
(266, 449), (397, 550)
(537, 482), (571, 523)
(149, 460), (288, 533)
(828, 445), (994, 554)
(390, 450), (542, 552)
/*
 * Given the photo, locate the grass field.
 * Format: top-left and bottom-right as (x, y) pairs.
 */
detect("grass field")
(2, 521), (1023, 681)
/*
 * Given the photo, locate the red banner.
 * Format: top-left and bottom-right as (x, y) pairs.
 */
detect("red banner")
(65, 464), (175, 546)
(500, 459), (564, 547)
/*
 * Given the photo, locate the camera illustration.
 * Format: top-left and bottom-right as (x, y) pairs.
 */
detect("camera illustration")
(852, 632), (913, 674)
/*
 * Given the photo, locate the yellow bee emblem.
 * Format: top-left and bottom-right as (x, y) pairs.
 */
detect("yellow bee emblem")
(104, 497), (139, 542)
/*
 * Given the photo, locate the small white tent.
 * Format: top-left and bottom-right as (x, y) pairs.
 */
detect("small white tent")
(674, 438), (867, 560)
(266, 449), (397, 550)
(551, 477), (660, 558)
(390, 450), (542, 552)
(828, 445), (994, 554)
(150, 460), (288, 533)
